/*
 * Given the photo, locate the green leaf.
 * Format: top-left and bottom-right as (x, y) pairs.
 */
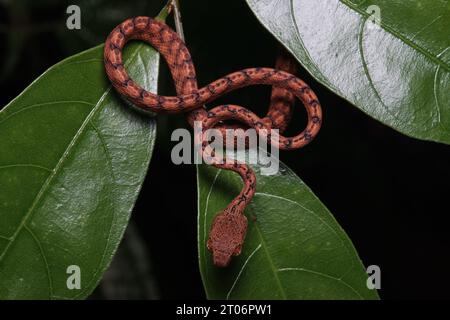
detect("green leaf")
(197, 157), (379, 299)
(0, 41), (159, 299)
(247, 0), (450, 144)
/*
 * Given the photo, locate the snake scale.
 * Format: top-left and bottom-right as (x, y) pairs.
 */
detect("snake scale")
(104, 16), (322, 267)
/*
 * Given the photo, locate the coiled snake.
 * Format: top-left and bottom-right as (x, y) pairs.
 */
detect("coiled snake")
(104, 16), (322, 267)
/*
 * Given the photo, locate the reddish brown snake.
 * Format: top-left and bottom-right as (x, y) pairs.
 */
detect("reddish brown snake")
(104, 16), (322, 267)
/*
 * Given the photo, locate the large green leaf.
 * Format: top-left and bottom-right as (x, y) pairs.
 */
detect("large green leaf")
(197, 157), (379, 299)
(0, 41), (159, 298)
(247, 0), (450, 144)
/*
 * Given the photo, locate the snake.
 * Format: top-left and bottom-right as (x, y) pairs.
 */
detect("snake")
(104, 16), (322, 267)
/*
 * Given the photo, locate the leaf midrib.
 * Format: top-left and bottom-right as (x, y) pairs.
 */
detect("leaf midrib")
(340, 0), (450, 73)
(252, 217), (288, 299)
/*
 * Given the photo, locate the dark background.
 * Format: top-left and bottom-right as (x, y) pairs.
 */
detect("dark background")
(1, 0), (449, 300)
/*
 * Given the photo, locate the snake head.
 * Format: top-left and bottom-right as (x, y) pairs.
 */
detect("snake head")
(207, 208), (248, 267)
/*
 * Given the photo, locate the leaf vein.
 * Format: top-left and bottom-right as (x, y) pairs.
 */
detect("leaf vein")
(0, 101), (94, 125)
(24, 224), (53, 299)
(341, 0), (450, 72)
(0, 164), (52, 172)
(357, 17), (401, 125)
(226, 244), (262, 299)
(277, 267), (363, 299)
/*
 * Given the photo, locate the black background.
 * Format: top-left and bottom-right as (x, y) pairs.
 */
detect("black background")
(1, 0), (449, 299)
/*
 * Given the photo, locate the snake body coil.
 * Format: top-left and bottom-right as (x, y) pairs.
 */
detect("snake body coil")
(104, 16), (322, 267)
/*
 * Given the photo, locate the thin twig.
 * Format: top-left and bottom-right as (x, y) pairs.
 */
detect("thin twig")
(172, 0), (185, 41)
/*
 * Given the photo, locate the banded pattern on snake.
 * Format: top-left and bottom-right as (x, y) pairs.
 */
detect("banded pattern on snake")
(104, 16), (322, 267)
